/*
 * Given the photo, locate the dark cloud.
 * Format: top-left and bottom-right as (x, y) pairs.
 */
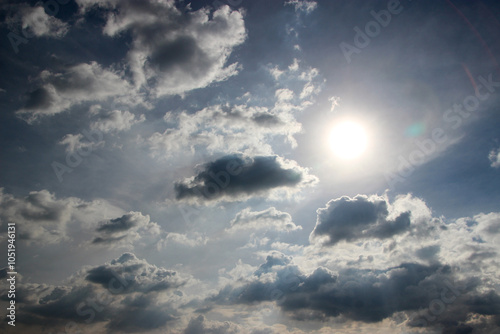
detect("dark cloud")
(184, 315), (239, 334)
(227, 207), (301, 233)
(254, 252), (291, 276)
(7, 253), (190, 332)
(175, 154), (317, 203)
(0, 188), (109, 244)
(92, 211), (161, 246)
(310, 195), (411, 245)
(209, 256), (500, 332)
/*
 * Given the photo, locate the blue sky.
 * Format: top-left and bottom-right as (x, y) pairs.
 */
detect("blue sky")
(1, 0), (500, 333)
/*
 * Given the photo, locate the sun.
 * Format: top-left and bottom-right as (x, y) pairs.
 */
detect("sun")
(329, 121), (368, 160)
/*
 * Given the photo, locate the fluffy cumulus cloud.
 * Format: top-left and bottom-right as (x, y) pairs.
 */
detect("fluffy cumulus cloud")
(310, 194), (412, 246)
(1, 253), (191, 333)
(0, 188), (121, 244)
(4, 3), (69, 38)
(147, 103), (302, 158)
(16, 62), (139, 122)
(76, 0), (246, 97)
(226, 207), (302, 233)
(202, 194), (500, 333)
(90, 108), (145, 133)
(284, 0), (318, 14)
(92, 211), (161, 246)
(174, 154), (318, 203)
(489, 147), (500, 168)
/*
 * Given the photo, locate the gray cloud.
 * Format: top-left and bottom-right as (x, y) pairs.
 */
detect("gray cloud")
(76, 0), (246, 97)
(16, 62), (139, 122)
(7, 253), (191, 332)
(209, 256), (500, 332)
(175, 154), (317, 203)
(92, 211), (161, 246)
(184, 315), (239, 334)
(227, 207), (301, 233)
(0, 188), (118, 244)
(310, 195), (411, 246)
(4, 3), (69, 38)
(147, 103), (302, 159)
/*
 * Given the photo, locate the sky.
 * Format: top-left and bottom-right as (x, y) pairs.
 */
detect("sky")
(1, 0), (500, 333)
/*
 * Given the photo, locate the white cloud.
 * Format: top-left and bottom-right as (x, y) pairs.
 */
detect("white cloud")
(285, 0), (318, 14)
(76, 0), (246, 97)
(58, 133), (104, 154)
(16, 62), (140, 122)
(328, 96), (340, 112)
(489, 148), (500, 168)
(90, 109), (145, 133)
(147, 104), (302, 158)
(227, 207), (302, 233)
(6, 4), (68, 38)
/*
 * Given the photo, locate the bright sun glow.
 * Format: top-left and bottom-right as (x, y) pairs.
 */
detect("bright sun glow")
(329, 121), (368, 160)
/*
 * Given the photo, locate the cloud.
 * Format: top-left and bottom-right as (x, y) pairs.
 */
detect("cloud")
(184, 315), (240, 334)
(90, 109), (145, 133)
(204, 194), (500, 333)
(92, 211), (161, 246)
(76, 0), (246, 97)
(284, 0), (318, 14)
(8, 253), (191, 332)
(16, 62), (139, 122)
(227, 207), (302, 233)
(147, 103), (302, 158)
(489, 148), (500, 168)
(174, 154), (318, 203)
(5, 4), (69, 38)
(58, 132), (104, 154)
(0, 188), (120, 244)
(310, 195), (412, 246)
(160, 232), (208, 248)
(209, 255), (500, 332)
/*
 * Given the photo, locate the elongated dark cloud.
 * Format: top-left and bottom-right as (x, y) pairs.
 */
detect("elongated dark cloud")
(310, 195), (411, 245)
(92, 211), (161, 246)
(175, 154), (317, 203)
